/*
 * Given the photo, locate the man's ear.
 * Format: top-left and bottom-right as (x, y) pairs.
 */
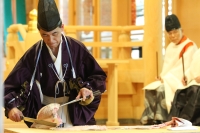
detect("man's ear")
(61, 24), (64, 33)
(61, 24), (64, 29)
(181, 28), (183, 32)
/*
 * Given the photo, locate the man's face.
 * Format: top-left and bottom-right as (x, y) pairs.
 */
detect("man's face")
(167, 28), (183, 45)
(39, 26), (64, 49)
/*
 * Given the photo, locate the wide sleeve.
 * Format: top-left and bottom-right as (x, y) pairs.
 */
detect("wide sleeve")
(185, 49), (200, 82)
(68, 37), (107, 93)
(4, 43), (42, 119)
(79, 54), (107, 92)
(69, 54), (107, 125)
(4, 56), (33, 111)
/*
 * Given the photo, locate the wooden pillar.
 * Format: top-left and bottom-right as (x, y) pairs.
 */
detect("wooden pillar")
(172, 0), (177, 14)
(111, 0), (131, 59)
(111, 0), (119, 59)
(33, 0), (38, 9)
(164, 0), (170, 48)
(92, 0), (101, 58)
(11, 0), (17, 24)
(131, 0), (136, 25)
(118, 31), (131, 59)
(68, 0), (76, 25)
(143, 0), (162, 86)
(164, 0), (169, 15)
(106, 63), (119, 126)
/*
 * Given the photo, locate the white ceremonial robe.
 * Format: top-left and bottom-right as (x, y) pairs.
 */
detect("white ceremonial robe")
(144, 36), (198, 112)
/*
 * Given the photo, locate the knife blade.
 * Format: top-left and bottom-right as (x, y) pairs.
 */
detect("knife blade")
(60, 90), (103, 107)
(60, 98), (82, 107)
(21, 116), (57, 127)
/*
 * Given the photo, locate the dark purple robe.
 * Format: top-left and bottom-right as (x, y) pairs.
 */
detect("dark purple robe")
(4, 36), (107, 127)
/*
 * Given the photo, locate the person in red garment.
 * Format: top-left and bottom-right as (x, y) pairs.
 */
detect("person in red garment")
(4, 0), (106, 128)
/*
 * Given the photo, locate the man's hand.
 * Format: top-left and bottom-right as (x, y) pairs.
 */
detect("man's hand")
(156, 76), (163, 83)
(182, 76), (187, 86)
(8, 107), (23, 122)
(195, 76), (200, 83)
(76, 88), (94, 105)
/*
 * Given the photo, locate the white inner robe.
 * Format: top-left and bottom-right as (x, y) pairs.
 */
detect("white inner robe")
(36, 39), (73, 127)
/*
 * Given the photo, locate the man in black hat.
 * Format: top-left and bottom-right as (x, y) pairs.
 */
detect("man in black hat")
(4, 0), (107, 128)
(140, 14), (198, 125)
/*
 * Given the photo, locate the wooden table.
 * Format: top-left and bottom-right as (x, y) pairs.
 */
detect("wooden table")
(97, 59), (129, 126)
(4, 126), (200, 133)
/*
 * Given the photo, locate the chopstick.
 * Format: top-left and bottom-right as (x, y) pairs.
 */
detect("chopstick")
(182, 54), (187, 85)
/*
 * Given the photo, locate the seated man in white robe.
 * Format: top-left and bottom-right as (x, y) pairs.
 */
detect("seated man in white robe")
(140, 14), (198, 125)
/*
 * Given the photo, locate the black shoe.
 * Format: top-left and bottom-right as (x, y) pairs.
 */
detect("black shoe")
(143, 119), (154, 125)
(153, 120), (164, 124)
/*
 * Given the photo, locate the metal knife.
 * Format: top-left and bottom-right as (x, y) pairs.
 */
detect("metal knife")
(60, 98), (83, 107)
(21, 116), (57, 127)
(60, 90), (103, 107)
